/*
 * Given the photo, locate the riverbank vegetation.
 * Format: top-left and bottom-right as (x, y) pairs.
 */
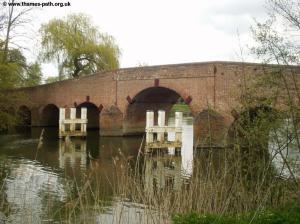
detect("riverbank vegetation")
(172, 201), (300, 224)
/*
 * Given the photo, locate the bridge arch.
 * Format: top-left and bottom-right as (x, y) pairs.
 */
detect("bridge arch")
(17, 105), (31, 126)
(41, 104), (59, 127)
(76, 102), (100, 129)
(123, 86), (192, 135)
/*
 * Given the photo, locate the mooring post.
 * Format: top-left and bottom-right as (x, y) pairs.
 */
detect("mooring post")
(59, 108), (66, 138)
(175, 112), (183, 142)
(70, 108), (76, 132)
(146, 110), (154, 143)
(157, 110), (165, 142)
(81, 107), (87, 132)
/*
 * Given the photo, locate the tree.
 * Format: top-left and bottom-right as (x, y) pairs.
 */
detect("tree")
(1, 0), (33, 63)
(0, 2), (40, 131)
(44, 76), (60, 84)
(251, 0), (300, 122)
(24, 62), (42, 87)
(249, 0), (300, 180)
(40, 13), (120, 79)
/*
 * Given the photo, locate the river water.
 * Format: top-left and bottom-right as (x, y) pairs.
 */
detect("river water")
(0, 117), (195, 223)
(0, 117), (299, 223)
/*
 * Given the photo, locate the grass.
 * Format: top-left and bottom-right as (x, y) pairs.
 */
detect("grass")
(172, 201), (300, 224)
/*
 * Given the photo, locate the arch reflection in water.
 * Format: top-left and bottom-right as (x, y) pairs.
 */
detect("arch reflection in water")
(59, 138), (87, 170)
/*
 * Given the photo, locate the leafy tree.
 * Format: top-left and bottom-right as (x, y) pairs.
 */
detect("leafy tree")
(44, 76), (60, 84)
(249, 0), (300, 180)
(24, 62), (42, 87)
(40, 13), (120, 79)
(0, 3), (40, 131)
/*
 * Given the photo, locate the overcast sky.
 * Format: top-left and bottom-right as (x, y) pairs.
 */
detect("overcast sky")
(6, 0), (269, 78)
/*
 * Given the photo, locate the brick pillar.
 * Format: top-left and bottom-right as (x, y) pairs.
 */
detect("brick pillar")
(30, 107), (42, 126)
(100, 105), (123, 136)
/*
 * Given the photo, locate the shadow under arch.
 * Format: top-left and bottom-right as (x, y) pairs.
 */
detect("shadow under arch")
(76, 102), (100, 129)
(41, 104), (59, 127)
(123, 86), (191, 135)
(17, 105), (31, 126)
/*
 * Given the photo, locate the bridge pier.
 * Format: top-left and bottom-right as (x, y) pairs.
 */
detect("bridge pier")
(30, 107), (42, 126)
(100, 105), (123, 136)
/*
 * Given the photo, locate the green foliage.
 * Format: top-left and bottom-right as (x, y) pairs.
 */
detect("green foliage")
(0, 92), (24, 131)
(0, 40), (42, 88)
(40, 13), (120, 78)
(44, 76), (61, 84)
(172, 201), (300, 224)
(24, 62), (42, 87)
(0, 40), (39, 130)
(170, 103), (191, 116)
(172, 213), (242, 224)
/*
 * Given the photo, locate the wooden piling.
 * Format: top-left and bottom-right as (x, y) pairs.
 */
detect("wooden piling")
(157, 110), (165, 142)
(145, 110), (183, 151)
(59, 107), (88, 138)
(146, 110), (154, 143)
(175, 112), (183, 142)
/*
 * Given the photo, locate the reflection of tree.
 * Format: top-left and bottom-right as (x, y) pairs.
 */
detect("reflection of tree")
(144, 154), (182, 194)
(3, 159), (66, 223)
(0, 156), (12, 219)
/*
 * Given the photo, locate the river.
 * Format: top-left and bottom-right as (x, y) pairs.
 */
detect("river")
(0, 117), (299, 223)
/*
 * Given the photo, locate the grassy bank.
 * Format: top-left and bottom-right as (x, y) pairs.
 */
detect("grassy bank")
(172, 201), (300, 224)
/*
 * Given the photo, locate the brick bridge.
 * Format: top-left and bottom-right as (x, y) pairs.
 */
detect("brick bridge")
(15, 61), (297, 145)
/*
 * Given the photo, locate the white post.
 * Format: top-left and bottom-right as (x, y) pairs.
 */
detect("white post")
(81, 107), (87, 133)
(70, 108), (76, 132)
(175, 112), (183, 142)
(59, 108), (65, 138)
(146, 110), (154, 143)
(157, 110), (165, 142)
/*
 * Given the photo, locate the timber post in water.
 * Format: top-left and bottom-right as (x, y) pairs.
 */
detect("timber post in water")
(145, 110), (183, 152)
(59, 107), (88, 138)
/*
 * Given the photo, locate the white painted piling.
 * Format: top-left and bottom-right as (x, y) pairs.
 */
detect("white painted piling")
(145, 110), (183, 150)
(175, 112), (183, 142)
(59, 107), (87, 138)
(70, 108), (76, 132)
(59, 108), (65, 133)
(146, 110), (154, 143)
(157, 110), (166, 142)
(81, 108), (87, 132)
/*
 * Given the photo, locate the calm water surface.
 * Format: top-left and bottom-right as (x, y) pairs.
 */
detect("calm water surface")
(0, 118), (195, 223)
(0, 117), (299, 223)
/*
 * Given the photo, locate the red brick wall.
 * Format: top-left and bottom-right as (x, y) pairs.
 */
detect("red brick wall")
(16, 61), (299, 142)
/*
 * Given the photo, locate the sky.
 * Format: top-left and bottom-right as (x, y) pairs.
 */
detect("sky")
(3, 0), (269, 79)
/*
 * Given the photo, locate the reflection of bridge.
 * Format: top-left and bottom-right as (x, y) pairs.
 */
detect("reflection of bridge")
(145, 155), (183, 192)
(13, 61), (300, 144)
(59, 138), (87, 169)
